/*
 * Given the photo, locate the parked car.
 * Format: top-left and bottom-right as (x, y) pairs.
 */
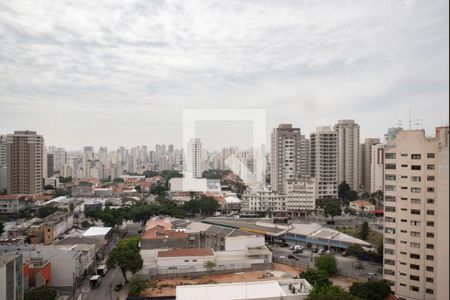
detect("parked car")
(279, 242), (289, 247)
(288, 254), (299, 260)
(293, 248), (304, 254)
(312, 248), (319, 253)
(317, 249), (326, 255)
(341, 251), (349, 257)
(114, 282), (124, 291)
(368, 273), (377, 281)
(289, 245), (295, 250)
(279, 256), (286, 259)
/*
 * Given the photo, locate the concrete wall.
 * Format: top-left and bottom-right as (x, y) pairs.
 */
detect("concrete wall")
(157, 255), (215, 272)
(225, 235), (265, 251)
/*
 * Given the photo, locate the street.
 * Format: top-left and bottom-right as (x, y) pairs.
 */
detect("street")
(269, 245), (382, 280)
(79, 267), (129, 300)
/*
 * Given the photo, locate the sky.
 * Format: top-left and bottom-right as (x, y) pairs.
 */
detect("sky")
(0, 0), (448, 151)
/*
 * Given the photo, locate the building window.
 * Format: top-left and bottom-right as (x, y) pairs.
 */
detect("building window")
(411, 231), (420, 237)
(426, 266), (434, 272)
(385, 238), (396, 245)
(385, 163), (396, 170)
(384, 269), (395, 276)
(411, 165), (421, 170)
(411, 198), (421, 204)
(385, 196), (396, 202)
(411, 176), (421, 182)
(426, 255), (434, 261)
(427, 221), (435, 227)
(427, 187), (435, 193)
(410, 286), (419, 292)
(385, 174), (396, 181)
(427, 210), (434, 216)
(385, 248), (395, 255)
(411, 187), (421, 193)
(426, 244), (434, 250)
(427, 198), (435, 204)
(410, 220), (421, 226)
(385, 185), (396, 191)
(426, 277), (434, 283)
(410, 264), (420, 270)
(410, 275), (420, 281)
(411, 154), (421, 160)
(427, 176), (435, 181)
(385, 206), (396, 212)
(410, 253), (420, 259)
(384, 259), (395, 266)
(385, 153), (396, 159)
(427, 153), (435, 158)
(411, 209), (421, 215)
(426, 232), (434, 238)
(427, 164), (435, 170)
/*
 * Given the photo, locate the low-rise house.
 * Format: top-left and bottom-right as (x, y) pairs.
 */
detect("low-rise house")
(71, 182), (94, 197)
(349, 200), (376, 213)
(157, 248), (215, 274)
(42, 211), (74, 245)
(25, 257), (51, 288)
(81, 226), (112, 246)
(141, 225), (190, 250)
(0, 194), (34, 214)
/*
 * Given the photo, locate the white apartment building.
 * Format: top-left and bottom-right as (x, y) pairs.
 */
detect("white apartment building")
(185, 138), (203, 178)
(242, 189), (286, 212)
(0, 135), (6, 193)
(370, 143), (385, 193)
(0, 254), (23, 300)
(310, 126), (338, 205)
(284, 177), (316, 213)
(300, 135), (310, 177)
(383, 127), (449, 300)
(271, 124), (301, 193)
(360, 138), (381, 193)
(53, 147), (67, 173)
(334, 120), (360, 191)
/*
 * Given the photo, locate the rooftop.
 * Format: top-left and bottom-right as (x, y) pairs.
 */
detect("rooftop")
(143, 226), (188, 240)
(350, 200), (374, 207)
(158, 248), (214, 258)
(82, 226), (112, 237)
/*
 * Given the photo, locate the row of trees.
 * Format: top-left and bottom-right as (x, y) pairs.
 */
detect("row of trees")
(300, 255), (390, 300)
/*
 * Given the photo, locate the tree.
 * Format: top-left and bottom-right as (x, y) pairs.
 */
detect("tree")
(58, 176), (72, 183)
(0, 221), (4, 236)
(359, 221), (370, 240)
(81, 220), (90, 229)
(347, 244), (365, 258)
(307, 285), (359, 300)
(298, 270), (331, 288)
(107, 238), (143, 283)
(24, 286), (57, 300)
(69, 203), (75, 212)
(143, 170), (159, 178)
(44, 184), (55, 190)
(314, 255), (337, 276)
(134, 185), (142, 193)
(37, 205), (58, 218)
(344, 207), (357, 217)
(324, 200), (341, 222)
(349, 280), (391, 300)
(113, 177), (125, 183)
(128, 278), (147, 296)
(204, 260), (217, 278)
(53, 189), (70, 197)
(338, 181), (351, 201)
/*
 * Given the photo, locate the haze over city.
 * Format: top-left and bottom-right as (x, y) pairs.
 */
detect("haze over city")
(0, 0), (448, 149)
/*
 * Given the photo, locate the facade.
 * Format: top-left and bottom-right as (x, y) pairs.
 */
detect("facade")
(0, 135), (6, 194)
(185, 138), (203, 178)
(310, 126), (338, 205)
(46, 153), (54, 178)
(360, 138), (381, 193)
(42, 211), (74, 245)
(0, 254), (23, 300)
(334, 120), (360, 191)
(370, 143), (386, 193)
(0, 195), (33, 214)
(271, 124), (301, 193)
(6, 131), (44, 194)
(242, 189), (286, 212)
(300, 135), (310, 177)
(284, 177), (316, 214)
(349, 200), (376, 213)
(383, 128), (449, 300)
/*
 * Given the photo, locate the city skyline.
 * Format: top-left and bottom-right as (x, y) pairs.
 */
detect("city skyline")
(0, 0), (448, 149)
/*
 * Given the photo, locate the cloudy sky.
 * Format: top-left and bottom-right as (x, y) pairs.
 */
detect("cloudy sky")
(0, 0), (448, 151)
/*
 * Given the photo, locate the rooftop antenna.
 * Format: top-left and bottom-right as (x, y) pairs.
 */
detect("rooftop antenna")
(413, 119), (423, 130)
(408, 109), (412, 130)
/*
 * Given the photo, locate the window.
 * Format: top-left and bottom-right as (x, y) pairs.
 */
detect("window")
(410, 253), (420, 259)
(427, 153), (435, 158)
(411, 187), (421, 193)
(427, 176), (435, 181)
(385, 238), (396, 245)
(426, 266), (434, 272)
(410, 264), (420, 270)
(192, 259), (197, 262)
(411, 176), (421, 182)
(427, 210), (434, 216)
(385, 248), (395, 255)
(410, 220), (421, 226)
(385, 185), (396, 191)
(411, 165), (421, 170)
(385, 206), (396, 212)
(384, 269), (395, 276)
(411, 209), (421, 215)
(427, 221), (435, 227)
(427, 198), (435, 204)
(411, 231), (420, 237)
(427, 187), (435, 193)
(411, 154), (421, 159)
(426, 255), (434, 261)
(385, 153), (396, 159)
(401, 164), (408, 168)
(385, 227), (395, 234)
(427, 164), (435, 170)
(426, 244), (434, 250)
(401, 153), (408, 157)
(410, 275), (420, 281)
(384, 259), (395, 266)
(411, 198), (421, 204)
(385, 174), (396, 181)
(401, 219), (407, 223)
(410, 286), (419, 292)
(385, 217), (396, 223)
(410, 242), (420, 248)
(401, 197), (408, 201)
(385, 196), (396, 202)
(385, 163), (396, 170)
(184, 260), (189, 262)
(426, 289), (434, 295)
(427, 232), (434, 238)
(426, 277), (434, 283)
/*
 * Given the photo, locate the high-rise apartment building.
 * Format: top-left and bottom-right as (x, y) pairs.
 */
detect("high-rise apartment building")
(334, 120), (360, 191)
(383, 127), (449, 300)
(300, 135), (310, 177)
(370, 143), (385, 193)
(360, 138), (381, 192)
(46, 153), (54, 178)
(53, 147), (66, 173)
(6, 131), (44, 194)
(310, 126), (338, 205)
(0, 254), (23, 300)
(0, 135), (7, 193)
(185, 138), (203, 178)
(271, 124), (301, 193)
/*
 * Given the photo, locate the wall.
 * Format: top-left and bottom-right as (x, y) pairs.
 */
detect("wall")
(225, 235), (264, 251)
(157, 255), (215, 272)
(141, 237), (188, 250)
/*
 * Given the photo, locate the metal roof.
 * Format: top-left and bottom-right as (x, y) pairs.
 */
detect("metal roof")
(82, 226), (112, 237)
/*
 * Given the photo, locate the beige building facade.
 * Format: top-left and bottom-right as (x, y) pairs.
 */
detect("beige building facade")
(334, 120), (360, 191)
(383, 127), (449, 300)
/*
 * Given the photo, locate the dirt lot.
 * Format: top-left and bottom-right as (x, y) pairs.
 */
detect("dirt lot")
(141, 265), (297, 297)
(140, 263), (359, 297)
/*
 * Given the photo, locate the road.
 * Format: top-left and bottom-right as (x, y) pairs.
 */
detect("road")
(269, 245), (382, 280)
(79, 267), (129, 300)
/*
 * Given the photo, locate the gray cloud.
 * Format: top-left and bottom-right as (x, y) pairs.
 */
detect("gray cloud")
(0, 0), (448, 149)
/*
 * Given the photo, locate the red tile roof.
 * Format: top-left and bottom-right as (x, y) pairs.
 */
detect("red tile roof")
(158, 248), (214, 258)
(142, 226), (188, 240)
(350, 200), (374, 207)
(145, 219), (172, 230)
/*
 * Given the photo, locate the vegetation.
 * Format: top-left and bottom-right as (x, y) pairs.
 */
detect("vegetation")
(323, 200), (341, 222)
(106, 237), (143, 283)
(314, 255), (337, 276)
(359, 221), (370, 240)
(202, 169), (231, 180)
(24, 286), (57, 300)
(338, 181), (358, 204)
(113, 177), (125, 183)
(204, 260), (217, 278)
(0, 221), (4, 236)
(182, 196), (220, 216)
(143, 170), (159, 178)
(53, 189), (70, 197)
(44, 184), (55, 190)
(298, 270), (331, 288)
(128, 278), (147, 296)
(58, 176), (72, 183)
(349, 280), (391, 300)
(37, 205), (58, 218)
(306, 285), (359, 300)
